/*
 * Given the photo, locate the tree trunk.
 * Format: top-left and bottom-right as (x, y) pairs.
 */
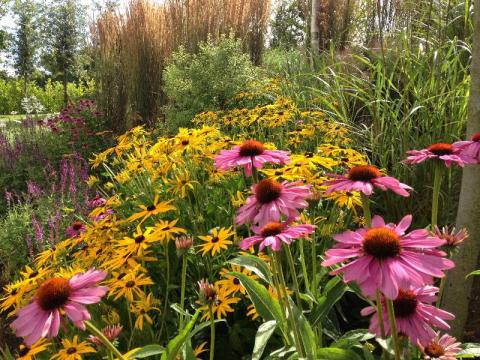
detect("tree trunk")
(441, 2), (480, 339)
(311, 0), (320, 55)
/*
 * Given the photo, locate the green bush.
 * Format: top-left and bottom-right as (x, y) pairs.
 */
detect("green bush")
(163, 34), (257, 128)
(0, 79), (95, 114)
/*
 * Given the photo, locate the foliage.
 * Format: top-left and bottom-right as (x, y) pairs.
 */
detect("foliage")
(164, 35), (258, 128)
(0, 78), (95, 114)
(270, 0), (306, 49)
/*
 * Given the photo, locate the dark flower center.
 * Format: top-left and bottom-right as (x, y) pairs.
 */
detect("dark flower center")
(261, 222), (284, 237)
(66, 347), (77, 354)
(211, 236), (219, 243)
(146, 204), (156, 211)
(36, 277), (71, 311)
(29, 271), (39, 279)
(255, 179), (282, 204)
(233, 278), (240, 285)
(135, 235), (145, 243)
(18, 347), (30, 356)
(424, 342), (445, 357)
(472, 132), (480, 142)
(72, 221), (83, 230)
(393, 289), (418, 317)
(181, 140), (189, 146)
(239, 140), (265, 157)
(125, 280), (135, 288)
(427, 143), (454, 156)
(363, 227), (401, 259)
(348, 165), (382, 182)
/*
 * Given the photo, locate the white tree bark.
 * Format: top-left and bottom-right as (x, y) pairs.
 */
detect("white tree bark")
(441, 3), (480, 339)
(311, 0), (320, 54)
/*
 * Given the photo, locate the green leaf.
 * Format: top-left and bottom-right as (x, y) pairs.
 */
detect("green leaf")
(466, 270), (480, 278)
(181, 340), (196, 360)
(457, 343), (480, 358)
(229, 255), (272, 283)
(133, 345), (165, 358)
(252, 320), (277, 360)
(316, 347), (362, 360)
(289, 300), (317, 359)
(230, 272), (283, 322)
(332, 329), (375, 349)
(161, 309), (201, 360)
(310, 278), (347, 325)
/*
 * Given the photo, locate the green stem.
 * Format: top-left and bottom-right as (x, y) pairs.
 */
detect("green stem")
(360, 192), (372, 227)
(160, 242), (171, 339)
(275, 252), (306, 359)
(251, 163), (259, 184)
(85, 321), (126, 360)
(179, 254), (188, 329)
(269, 252), (291, 344)
(386, 299), (402, 360)
(209, 305), (215, 360)
(285, 246), (303, 310)
(436, 277), (446, 308)
(376, 290), (386, 338)
(431, 163), (443, 228)
(299, 238), (311, 294)
(311, 231), (317, 297)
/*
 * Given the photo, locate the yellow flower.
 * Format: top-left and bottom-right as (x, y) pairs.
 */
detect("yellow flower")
(324, 191), (362, 210)
(86, 175), (99, 187)
(216, 265), (258, 296)
(166, 170), (198, 198)
(151, 219), (186, 243)
(108, 267), (154, 302)
(130, 293), (160, 330)
(199, 287), (240, 320)
(51, 336), (95, 360)
(116, 225), (160, 256)
(194, 342), (208, 359)
(198, 227), (235, 256)
(16, 339), (50, 360)
(127, 194), (176, 223)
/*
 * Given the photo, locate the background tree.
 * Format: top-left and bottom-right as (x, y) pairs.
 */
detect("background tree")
(271, 0), (306, 49)
(43, 0), (86, 106)
(442, 0), (480, 339)
(11, 0), (39, 96)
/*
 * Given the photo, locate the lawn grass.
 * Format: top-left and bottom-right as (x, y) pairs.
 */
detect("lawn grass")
(0, 113), (52, 122)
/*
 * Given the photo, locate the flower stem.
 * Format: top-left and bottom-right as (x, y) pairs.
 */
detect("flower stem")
(85, 321), (126, 360)
(298, 238), (311, 294)
(436, 277), (446, 308)
(360, 192), (372, 227)
(285, 246), (303, 310)
(179, 253), (188, 329)
(275, 251), (305, 359)
(431, 163), (443, 228)
(209, 305), (215, 360)
(251, 163), (259, 184)
(160, 241), (171, 339)
(385, 299), (402, 360)
(376, 290), (386, 338)
(269, 251), (291, 344)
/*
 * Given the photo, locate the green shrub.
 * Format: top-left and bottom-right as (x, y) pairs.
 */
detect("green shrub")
(0, 79), (95, 114)
(163, 34), (257, 128)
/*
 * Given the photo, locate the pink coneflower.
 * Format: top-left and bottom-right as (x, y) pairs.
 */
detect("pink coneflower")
(453, 131), (480, 164)
(404, 143), (465, 167)
(433, 225), (468, 249)
(420, 332), (462, 360)
(322, 215), (454, 299)
(214, 140), (290, 176)
(239, 221), (316, 251)
(198, 279), (217, 304)
(88, 324), (123, 346)
(235, 178), (311, 227)
(324, 165), (412, 197)
(11, 269), (108, 346)
(65, 221), (86, 238)
(88, 194), (107, 208)
(361, 286), (455, 346)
